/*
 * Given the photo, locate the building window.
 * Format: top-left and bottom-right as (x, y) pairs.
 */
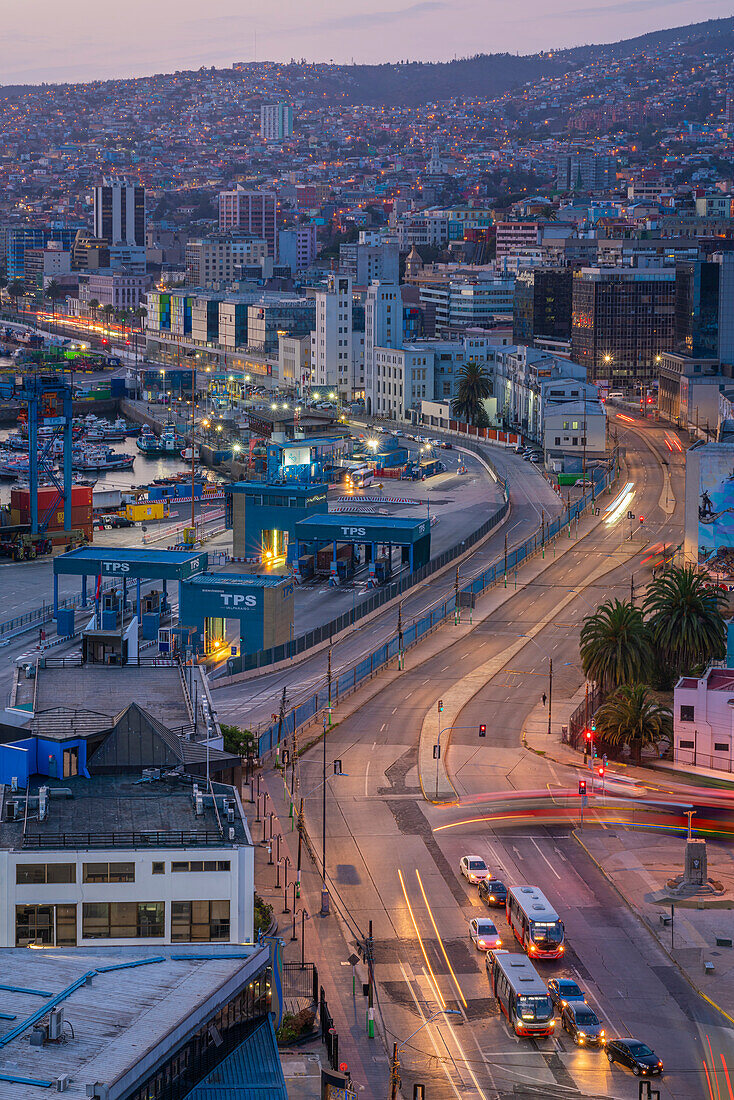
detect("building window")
(82, 902), (165, 939)
(714, 743), (729, 753)
(171, 860), (231, 873)
(83, 862), (135, 884)
(152, 862), (165, 875)
(554, 437), (561, 446)
(678, 739), (695, 749)
(16, 863), (75, 884)
(679, 705), (695, 722)
(171, 900), (230, 942)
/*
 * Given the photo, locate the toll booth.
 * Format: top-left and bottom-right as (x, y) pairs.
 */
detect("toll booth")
(178, 572), (294, 657)
(52, 547), (208, 621)
(294, 514), (431, 587)
(225, 481), (328, 565)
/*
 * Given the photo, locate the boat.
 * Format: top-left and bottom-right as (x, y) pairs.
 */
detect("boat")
(137, 423), (183, 455)
(72, 447), (135, 473)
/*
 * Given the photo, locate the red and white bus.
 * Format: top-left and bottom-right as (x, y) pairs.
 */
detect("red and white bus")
(506, 886), (565, 959)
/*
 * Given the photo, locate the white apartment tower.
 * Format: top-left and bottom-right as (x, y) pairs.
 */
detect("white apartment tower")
(365, 280), (402, 416)
(311, 273), (353, 398)
(260, 102), (293, 141)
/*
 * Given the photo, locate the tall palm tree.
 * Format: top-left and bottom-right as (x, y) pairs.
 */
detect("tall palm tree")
(44, 279), (65, 321)
(579, 598), (653, 692)
(101, 303), (115, 337)
(8, 279), (25, 312)
(644, 565), (727, 677)
(451, 362), (491, 427)
(594, 684), (672, 764)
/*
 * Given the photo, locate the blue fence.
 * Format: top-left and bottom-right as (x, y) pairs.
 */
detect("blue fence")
(0, 580), (119, 641)
(256, 463), (617, 756)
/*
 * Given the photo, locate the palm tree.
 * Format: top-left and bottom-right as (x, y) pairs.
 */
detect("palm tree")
(101, 303), (115, 337)
(44, 279), (65, 321)
(8, 279), (25, 312)
(594, 684), (672, 764)
(644, 565), (726, 677)
(87, 298), (100, 324)
(579, 598), (653, 692)
(451, 362), (491, 427)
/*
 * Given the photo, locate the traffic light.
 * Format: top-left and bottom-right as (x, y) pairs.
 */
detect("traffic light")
(479, 724), (486, 737)
(333, 759), (343, 775)
(578, 779), (586, 796)
(437, 699), (443, 713)
(281, 748), (290, 766)
(585, 729), (592, 742)
(639, 516), (645, 525)
(597, 764), (605, 778)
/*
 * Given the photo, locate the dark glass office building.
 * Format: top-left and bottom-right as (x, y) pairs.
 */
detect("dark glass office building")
(513, 269), (573, 346)
(674, 261), (720, 358)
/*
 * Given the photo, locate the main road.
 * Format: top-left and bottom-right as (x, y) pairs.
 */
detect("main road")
(288, 415), (734, 1099)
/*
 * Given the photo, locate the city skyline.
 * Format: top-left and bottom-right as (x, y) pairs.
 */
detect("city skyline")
(3, 0), (732, 85)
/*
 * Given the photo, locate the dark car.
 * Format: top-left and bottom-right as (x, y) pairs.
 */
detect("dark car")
(478, 879), (507, 908)
(561, 1002), (605, 1046)
(547, 978), (586, 1010)
(606, 1039), (663, 1076)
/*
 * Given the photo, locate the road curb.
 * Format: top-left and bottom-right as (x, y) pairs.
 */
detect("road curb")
(572, 830), (734, 1029)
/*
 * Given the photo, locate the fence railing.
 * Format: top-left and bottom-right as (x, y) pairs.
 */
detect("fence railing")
(0, 581), (116, 640)
(567, 683), (606, 750)
(255, 464), (617, 756)
(22, 829), (225, 849)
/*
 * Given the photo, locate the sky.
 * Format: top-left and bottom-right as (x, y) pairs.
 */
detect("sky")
(2, 0), (733, 85)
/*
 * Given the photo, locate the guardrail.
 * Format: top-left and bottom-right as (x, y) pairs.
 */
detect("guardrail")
(0, 581), (116, 641)
(22, 830), (225, 849)
(255, 464), (616, 757)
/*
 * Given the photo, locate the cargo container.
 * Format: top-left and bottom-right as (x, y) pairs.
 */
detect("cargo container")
(298, 553), (314, 580)
(125, 501), (169, 522)
(92, 488), (123, 510)
(316, 543), (353, 573)
(11, 486), (93, 543)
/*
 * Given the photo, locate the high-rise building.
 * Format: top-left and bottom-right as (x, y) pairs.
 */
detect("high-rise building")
(185, 235), (268, 287)
(93, 178), (146, 246)
(571, 268), (675, 385)
(555, 149), (616, 192)
(513, 269), (573, 349)
(278, 225), (317, 273)
(674, 253), (734, 363)
(339, 237), (400, 287)
(260, 102), (293, 141)
(365, 281), (402, 416)
(218, 188), (277, 258)
(310, 273), (354, 396)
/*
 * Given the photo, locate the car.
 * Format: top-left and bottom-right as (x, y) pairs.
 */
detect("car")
(440, 441), (453, 449)
(513, 444), (525, 454)
(547, 978), (586, 1010)
(469, 917), (502, 951)
(606, 1039), (663, 1076)
(478, 879), (507, 907)
(574, 478), (593, 488)
(528, 454), (542, 463)
(459, 856), (491, 882)
(561, 1002), (606, 1046)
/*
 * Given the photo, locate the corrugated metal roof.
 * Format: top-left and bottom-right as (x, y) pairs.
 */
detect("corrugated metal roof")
(183, 1017), (288, 1100)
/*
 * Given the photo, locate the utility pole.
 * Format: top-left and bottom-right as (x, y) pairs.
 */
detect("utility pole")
(504, 533), (508, 587)
(547, 658), (552, 740)
(327, 646), (332, 726)
(630, 574), (635, 605)
(276, 687), (287, 754)
(397, 601), (404, 670)
(454, 564), (460, 624)
(296, 797), (304, 898)
(321, 717), (329, 916)
(389, 1042), (400, 1100)
(541, 509), (545, 558)
(190, 364), (196, 529)
(366, 918), (374, 1038)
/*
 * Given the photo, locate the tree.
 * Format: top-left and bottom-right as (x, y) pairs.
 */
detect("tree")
(579, 598), (653, 692)
(44, 279), (65, 320)
(101, 304), (115, 333)
(594, 684), (672, 764)
(8, 279), (25, 311)
(451, 362), (491, 426)
(87, 298), (100, 324)
(644, 565), (727, 678)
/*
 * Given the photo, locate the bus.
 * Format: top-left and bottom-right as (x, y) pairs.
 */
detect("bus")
(488, 951), (556, 1037)
(345, 464), (374, 489)
(506, 886), (565, 959)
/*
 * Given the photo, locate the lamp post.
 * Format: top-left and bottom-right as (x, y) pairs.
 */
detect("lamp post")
(321, 716), (329, 916)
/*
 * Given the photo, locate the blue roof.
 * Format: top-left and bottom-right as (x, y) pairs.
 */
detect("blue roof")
(227, 481), (328, 496)
(182, 1017), (288, 1100)
(184, 572), (287, 589)
(54, 547), (208, 581)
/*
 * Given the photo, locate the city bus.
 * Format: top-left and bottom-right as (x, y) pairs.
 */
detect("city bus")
(344, 464), (374, 490)
(506, 886), (565, 959)
(488, 951), (556, 1037)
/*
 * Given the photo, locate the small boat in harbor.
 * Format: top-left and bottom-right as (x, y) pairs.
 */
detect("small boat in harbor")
(137, 423), (183, 455)
(72, 447), (135, 472)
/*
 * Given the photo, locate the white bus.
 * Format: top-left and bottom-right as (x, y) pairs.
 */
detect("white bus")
(506, 886), (565, 959)
(488, 951), (555, 1037)
(344, 464), (374, 489)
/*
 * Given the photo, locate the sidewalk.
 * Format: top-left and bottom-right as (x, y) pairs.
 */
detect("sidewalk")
(252, 771), (390, 1098)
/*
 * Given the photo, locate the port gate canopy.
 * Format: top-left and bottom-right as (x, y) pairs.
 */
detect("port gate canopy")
(178, 572), (294, 654)
(54, 547), (208, 581)
(294, 513), (431, 570)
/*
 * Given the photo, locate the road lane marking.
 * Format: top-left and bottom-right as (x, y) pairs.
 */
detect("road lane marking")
(398, 962), (464, 1100)
(415, 868), (468, 1008)
(530, 839), (561, 879)
(512, 846), (524, 860)
(379, 724), (386, 732)
(406, 692), (413, 699)
(397, 868), (445, 1008)
(392, 707), (398, 714)
(364, 760), (370, 798)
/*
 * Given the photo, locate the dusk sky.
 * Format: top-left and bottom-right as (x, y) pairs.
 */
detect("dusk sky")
(3, 0), (733, 85)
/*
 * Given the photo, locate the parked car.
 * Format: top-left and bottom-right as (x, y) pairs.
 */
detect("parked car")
(459, 856), (491, 883)
(606, 1039), (663, 1076)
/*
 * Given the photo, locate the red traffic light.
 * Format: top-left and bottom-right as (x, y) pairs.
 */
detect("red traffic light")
(597, 765), (605, 777)
(479, 724), (486, 737)
(578, 779), (586, 795)
(585, 729), (592, 741)
(639, 516), (644, 524)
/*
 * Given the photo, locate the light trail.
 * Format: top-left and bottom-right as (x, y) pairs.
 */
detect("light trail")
(397, 868), (446, 1009)
(415, 869), (467, 1008)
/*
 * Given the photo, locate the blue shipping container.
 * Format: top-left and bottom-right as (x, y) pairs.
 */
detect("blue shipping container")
(56, 608), (75, 637)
